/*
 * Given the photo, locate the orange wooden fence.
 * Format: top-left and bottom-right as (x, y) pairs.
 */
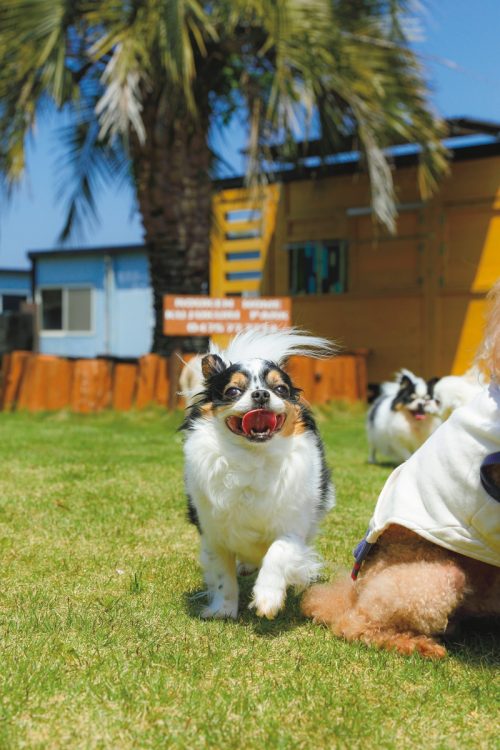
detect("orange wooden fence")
(0, 350), (367, 413)
(286, 350), (368, 405)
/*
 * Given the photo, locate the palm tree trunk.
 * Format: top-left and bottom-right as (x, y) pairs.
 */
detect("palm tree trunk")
(133, 95), (212, 354)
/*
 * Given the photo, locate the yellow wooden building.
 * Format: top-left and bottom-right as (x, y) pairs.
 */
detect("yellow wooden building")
(210, 119), (500, 384)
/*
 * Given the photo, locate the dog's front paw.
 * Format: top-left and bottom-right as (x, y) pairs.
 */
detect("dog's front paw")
(200, 598), (238, 620)
(250, 586), (285, 619)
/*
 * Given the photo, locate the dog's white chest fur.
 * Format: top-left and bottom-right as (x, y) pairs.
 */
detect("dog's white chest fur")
(185, 420), (328, 563)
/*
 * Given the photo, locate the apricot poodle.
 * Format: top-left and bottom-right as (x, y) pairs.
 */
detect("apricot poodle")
(303, 283), (500, 658)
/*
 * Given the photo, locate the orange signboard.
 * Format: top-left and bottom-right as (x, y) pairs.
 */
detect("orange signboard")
(163, 295), (291, 336)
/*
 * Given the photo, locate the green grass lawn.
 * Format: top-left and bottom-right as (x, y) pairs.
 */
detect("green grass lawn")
(0, 406), (498, 749)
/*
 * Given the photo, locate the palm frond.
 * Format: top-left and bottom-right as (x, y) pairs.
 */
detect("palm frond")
(228, 0), (447, 230)
(55, 113), (130, 242)
(95, 42), (147, 146)
(0, 0), (449, 238)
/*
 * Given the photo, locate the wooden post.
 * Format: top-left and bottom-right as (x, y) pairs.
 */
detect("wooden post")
(111, 363), (138, 411)
(1, 350), (30, 410)
(136, 354), (160, 408)
(168, 349), (182, 411)
(154, 356), (169, 407)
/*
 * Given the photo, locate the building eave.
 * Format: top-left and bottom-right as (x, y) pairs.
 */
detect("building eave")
(215, 138), (500, 192)
(0, 267), (31, 275)
(27, 243), (147, 261)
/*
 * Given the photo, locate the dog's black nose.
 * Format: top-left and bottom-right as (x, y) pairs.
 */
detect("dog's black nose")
(251, 389), (270, 405)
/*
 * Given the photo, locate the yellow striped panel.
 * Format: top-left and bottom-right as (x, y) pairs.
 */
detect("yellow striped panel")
(222, 261), (262, 274)
(223, 279), (261, 294)
(210, 184), (280, 297)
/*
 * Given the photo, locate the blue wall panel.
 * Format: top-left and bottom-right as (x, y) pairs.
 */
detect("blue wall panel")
(35, 256), (105, 287)
(110, 255), (153, 357)
(35, 252), (153, 358)
(0, 271), (31, 294)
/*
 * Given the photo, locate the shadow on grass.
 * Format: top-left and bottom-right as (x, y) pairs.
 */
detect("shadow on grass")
(184, 572), (305, 637)
(367, 460), (399, 469)
(444, 617), (500, 666)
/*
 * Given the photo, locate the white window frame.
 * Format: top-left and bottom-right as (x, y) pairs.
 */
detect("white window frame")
(37, 285), (94, 336)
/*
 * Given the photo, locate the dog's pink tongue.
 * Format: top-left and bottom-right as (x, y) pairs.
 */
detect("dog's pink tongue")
(241, 409), (277, 435)
(414, 413), (426, 421)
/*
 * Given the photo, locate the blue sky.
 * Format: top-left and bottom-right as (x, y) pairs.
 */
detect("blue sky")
(1, 0), (499, 269)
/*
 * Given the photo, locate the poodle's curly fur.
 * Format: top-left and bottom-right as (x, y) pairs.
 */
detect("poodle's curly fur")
(303, 281), (500, 658)
(302, 525), (500, 658)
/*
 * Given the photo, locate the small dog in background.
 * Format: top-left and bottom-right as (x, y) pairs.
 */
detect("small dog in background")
(302, 282), (500, 658)
(366, 369), (441, 464)
(179, 354), (204, 407)
(433, 366), (485, 420)
(182, 328), (335, 620)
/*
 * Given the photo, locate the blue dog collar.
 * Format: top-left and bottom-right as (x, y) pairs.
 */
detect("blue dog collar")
(351, 533), (375, 580)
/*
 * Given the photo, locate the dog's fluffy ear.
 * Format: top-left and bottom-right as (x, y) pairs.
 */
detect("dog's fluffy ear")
(201, 354), (226, 380)
(398, 374), (414, 391)
(427, 376), (440, 395)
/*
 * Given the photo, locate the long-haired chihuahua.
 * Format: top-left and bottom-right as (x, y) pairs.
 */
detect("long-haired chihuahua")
(182, 328), (335, 620)
(367, 369), (441, 464)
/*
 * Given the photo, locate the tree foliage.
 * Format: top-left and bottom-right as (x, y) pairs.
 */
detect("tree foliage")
(0, 0), (448, 237)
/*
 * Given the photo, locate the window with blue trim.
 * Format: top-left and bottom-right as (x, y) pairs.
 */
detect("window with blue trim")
(288, 240), (348, 295)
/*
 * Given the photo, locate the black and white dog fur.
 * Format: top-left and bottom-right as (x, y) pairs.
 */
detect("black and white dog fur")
(182, 328), (335, 620)
(367, 369), (441, 465)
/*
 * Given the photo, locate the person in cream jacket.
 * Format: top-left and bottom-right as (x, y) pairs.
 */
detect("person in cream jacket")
(303, 281), (500, 658)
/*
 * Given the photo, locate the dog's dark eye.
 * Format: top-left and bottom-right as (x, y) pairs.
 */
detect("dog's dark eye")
(224, 387), (242, 399)
(274, 384), (289, 397)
